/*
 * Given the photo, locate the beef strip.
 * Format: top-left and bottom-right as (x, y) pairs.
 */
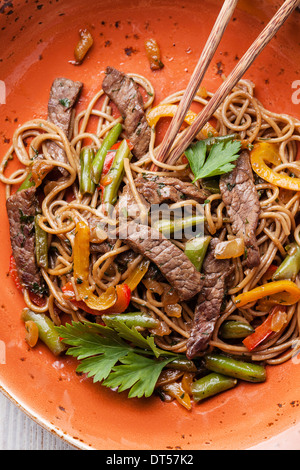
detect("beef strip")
(90, 237), (117, 254)
(102, 66), (151, 159)
(46, 77), (83, 175)
(6, 187), (46, 294)
(119, 222), (202, 301)
(186, 238), (231, 359)
(219, 150), (260, 268)
(134, 174), (208, 205)
(117, 174), (208, 222)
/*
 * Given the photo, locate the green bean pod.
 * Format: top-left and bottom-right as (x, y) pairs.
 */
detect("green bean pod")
(80, 147), (96, 195)
(34, 214), (48, 269)
(203, 133), (238, 151)
(191, 372), (237, 402)
(153, 215), (205, 237)
(91, 123), (123, 184)
(167, 357), (198, 373)
(102, 139), (132, 210)
(204, 353), (266, 383)
(102, 312), (160, 329)
(21, 308), (66, 356)
(18, 171), (35, 191)
(184, 235), (211, 271)
(272, 242), (300, 281)
(201, 177), (220, 194)
(219, 321), (254, 339)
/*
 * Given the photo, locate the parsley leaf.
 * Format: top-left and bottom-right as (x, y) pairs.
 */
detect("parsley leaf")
(56, 320), (179, 398)
(103, 352), (173, 398)
(185, 138), (241, 182)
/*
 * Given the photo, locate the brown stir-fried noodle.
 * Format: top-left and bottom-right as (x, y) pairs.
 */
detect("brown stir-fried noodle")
(1, 74), (300, 370)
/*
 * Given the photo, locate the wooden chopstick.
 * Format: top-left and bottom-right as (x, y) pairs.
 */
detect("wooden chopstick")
(164, 0), (300, 166)
(151, 0), (238, 170)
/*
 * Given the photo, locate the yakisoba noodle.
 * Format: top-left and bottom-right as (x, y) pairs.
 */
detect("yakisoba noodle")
(1, 73), (300, 391)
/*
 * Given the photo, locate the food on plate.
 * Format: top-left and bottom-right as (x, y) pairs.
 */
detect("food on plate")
(2, 65), (300, 409)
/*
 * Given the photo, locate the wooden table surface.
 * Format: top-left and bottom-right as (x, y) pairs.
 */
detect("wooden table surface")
(0, 391), (75, 450)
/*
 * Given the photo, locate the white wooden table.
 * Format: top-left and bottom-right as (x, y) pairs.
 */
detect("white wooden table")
(0, 391), (75, 450)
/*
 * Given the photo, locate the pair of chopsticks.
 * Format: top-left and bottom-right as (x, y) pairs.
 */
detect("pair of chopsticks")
(153, 0), (300, 168)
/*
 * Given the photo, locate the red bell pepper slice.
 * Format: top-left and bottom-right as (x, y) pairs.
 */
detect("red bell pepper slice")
(102, 150), (116, 176)
(243, 305), (287, 351)
(110, 139), (134, 151)
(101, 284), (131, 314)
(9, 254), (22, 291)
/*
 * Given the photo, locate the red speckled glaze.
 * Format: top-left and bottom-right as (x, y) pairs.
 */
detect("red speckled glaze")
(1, 0), (300, 450)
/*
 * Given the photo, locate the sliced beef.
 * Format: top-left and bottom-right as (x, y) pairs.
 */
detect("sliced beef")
(117, 174), (208, 221)
(186, 238), (231, 359)
(46, 77), (83, 174)
(102, 66), (151, 159)
(6, 187), (46, 294)
(135, 175), (208, 205)
(90, 237), (117, 254)
(219, 150), (260, 268)
(119, 222), (202, 301)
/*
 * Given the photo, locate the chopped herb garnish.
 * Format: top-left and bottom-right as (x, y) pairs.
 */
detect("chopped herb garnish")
(59, 98), (71, 108)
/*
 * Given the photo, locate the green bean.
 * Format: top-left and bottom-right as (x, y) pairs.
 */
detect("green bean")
(18, 172), (35, 191)
(219, 321), (254, 339)
(102, 139), (132, 210)
(201, 177), (220, 194)
(273, 242), (300, 281)
(167, 357), (198, 373)
(91, 123), (123, 184)
(203, 133), (238, 151)
(204, 353), (266, 383)
(80, 147), (96, 195)
(21, 308), (66, 356)
(102, 312), (160, 329)
(184, 235), (211, 271)
(191, 372), (237, 402)
(34, 214), (48, 269)
(153, 215), (205, 237)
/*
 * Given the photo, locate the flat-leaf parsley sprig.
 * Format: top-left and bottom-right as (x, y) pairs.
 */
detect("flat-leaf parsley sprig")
(185, 137), (241, 182)
(55, 320), (182, 398)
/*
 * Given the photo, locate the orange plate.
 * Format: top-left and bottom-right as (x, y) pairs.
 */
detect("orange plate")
(1, 0), (300, 451)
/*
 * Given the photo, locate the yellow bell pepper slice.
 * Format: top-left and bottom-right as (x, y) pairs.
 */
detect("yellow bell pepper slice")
(123, 258), (150, 291)
(234, 280), (300, 307)
(250, 142), (300, 191)
(146, 103), (218, 138)
(73, 221), (117, 310)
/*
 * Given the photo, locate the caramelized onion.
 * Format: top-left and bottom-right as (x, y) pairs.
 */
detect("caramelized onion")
(215, 237), (245, 259)
(155, 369), (184, 387)
(25, 320), (39, 348)
(144, 38), (164, 70)
(71, 29), (94, 65)
(165, 303), (182, 318)
(271, 307), (287, 332)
